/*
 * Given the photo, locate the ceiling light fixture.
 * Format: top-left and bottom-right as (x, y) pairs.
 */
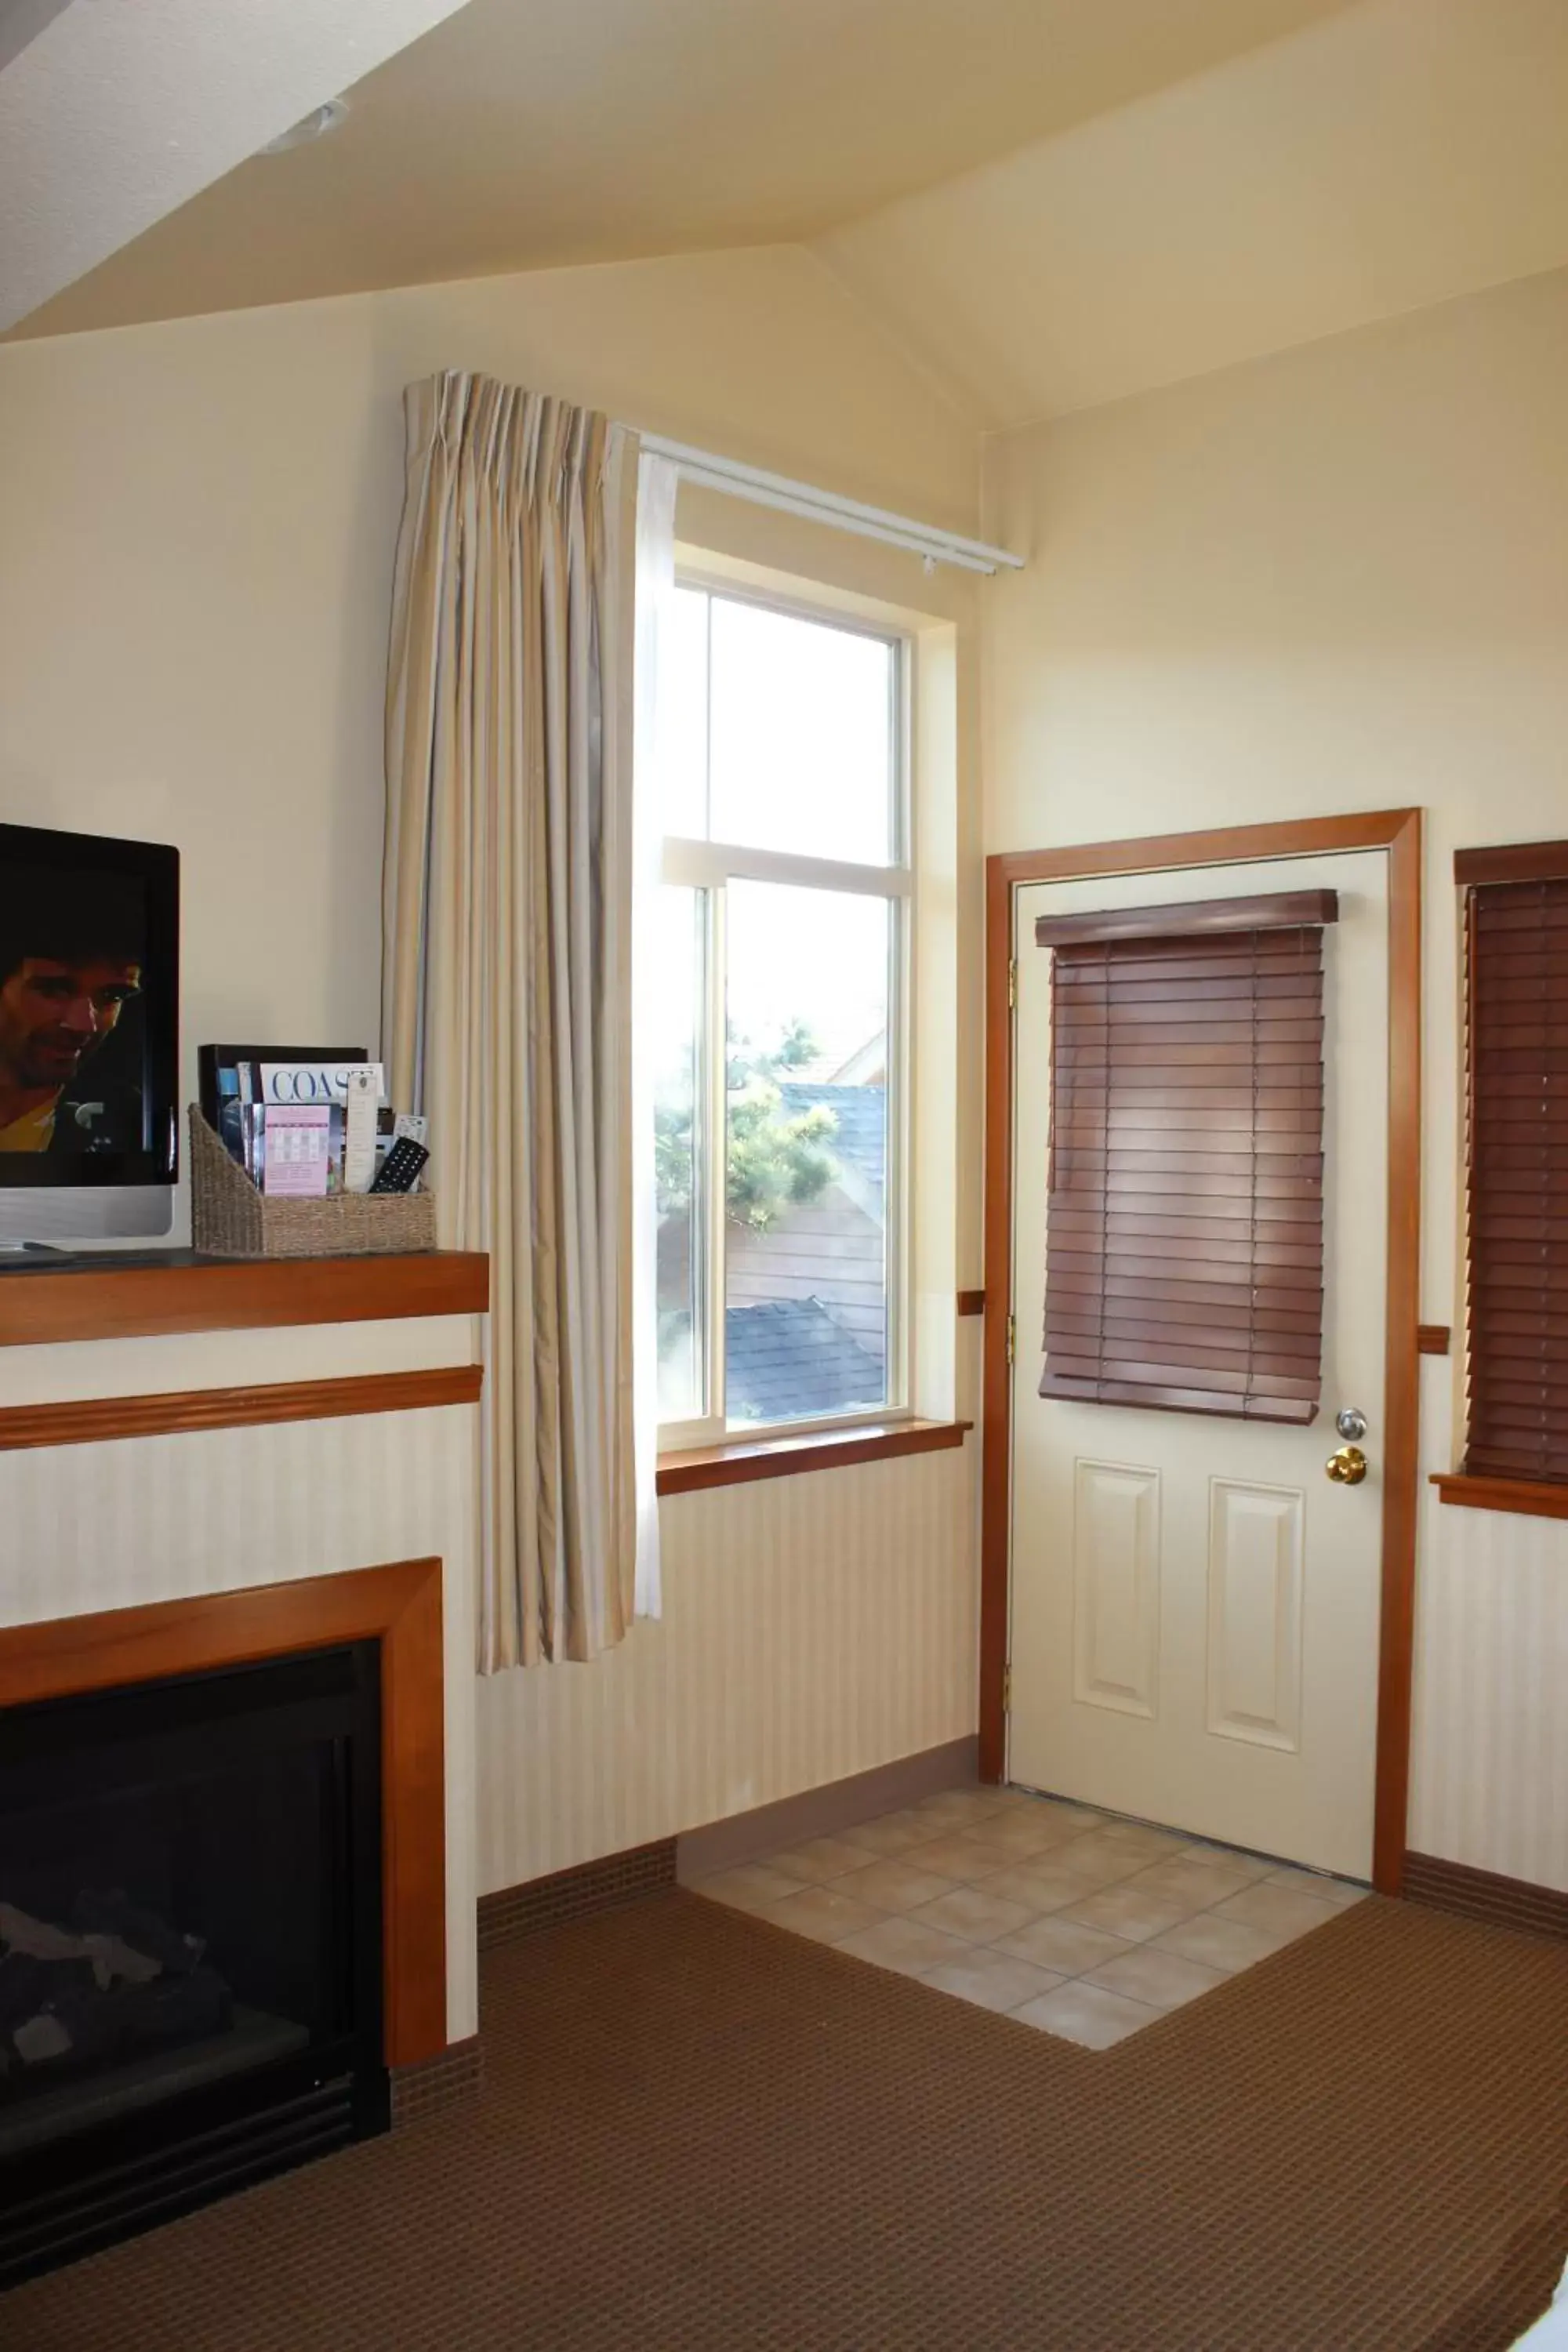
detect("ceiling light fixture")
(261, 97), (349, 155)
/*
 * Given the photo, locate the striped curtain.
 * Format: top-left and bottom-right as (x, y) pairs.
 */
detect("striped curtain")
(383, 370), (644, 1669)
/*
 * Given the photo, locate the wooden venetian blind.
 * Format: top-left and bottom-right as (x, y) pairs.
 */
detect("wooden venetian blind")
(1036, 891), (1335, 1424)
(1457, 849), (1568, 1484)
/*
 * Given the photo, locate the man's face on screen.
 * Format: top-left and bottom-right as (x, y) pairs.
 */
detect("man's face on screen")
(0, 956), (142, 1090)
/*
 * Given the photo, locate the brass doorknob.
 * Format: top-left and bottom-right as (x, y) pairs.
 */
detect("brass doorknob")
(1325, 1444), (1368, 1486)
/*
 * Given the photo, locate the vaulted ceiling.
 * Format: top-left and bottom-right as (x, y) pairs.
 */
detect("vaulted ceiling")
(9, 0), (1568, 451)
(0, 0), (476, 332)
(12, 0), (1355, 336)
(821, 0), (1568, 425)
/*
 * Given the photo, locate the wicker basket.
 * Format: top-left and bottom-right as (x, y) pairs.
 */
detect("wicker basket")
(189, 1107), (437, 1258)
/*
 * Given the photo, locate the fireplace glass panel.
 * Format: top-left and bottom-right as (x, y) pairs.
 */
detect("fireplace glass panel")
(0, 1645), (383, 2176)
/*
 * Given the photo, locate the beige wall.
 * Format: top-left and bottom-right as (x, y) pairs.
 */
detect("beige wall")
(982, 259), (1568, 1887)
(0, 245), (977, 1243)
(0, 243), (985, 1895)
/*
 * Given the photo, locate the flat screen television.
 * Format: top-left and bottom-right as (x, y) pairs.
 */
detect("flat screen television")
(0, 822), (179, 1247)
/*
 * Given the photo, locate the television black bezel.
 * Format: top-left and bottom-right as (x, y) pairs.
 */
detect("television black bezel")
(0, 821), (180, 1192)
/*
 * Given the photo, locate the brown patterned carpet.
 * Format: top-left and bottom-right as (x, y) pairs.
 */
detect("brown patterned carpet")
(7, 1889), (1568, 2350)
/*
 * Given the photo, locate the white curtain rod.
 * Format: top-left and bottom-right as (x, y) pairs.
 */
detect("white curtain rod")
(637, 431), (1024, 577)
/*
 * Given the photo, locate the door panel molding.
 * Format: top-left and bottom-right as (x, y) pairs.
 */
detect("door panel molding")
(1206, 1478), (1305, 1754)
(981, 809), (1422, 1896)
(1072, 1457), (1160, 1721)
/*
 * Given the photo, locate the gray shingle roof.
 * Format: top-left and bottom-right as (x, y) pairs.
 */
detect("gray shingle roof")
(726, 1298), (884, 1424)
(777, 1083), (885, 1210)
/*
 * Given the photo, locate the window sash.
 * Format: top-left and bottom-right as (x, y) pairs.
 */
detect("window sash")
(672, 575), (907, 871)
(656, 595), (913, 1447)
(662, 838), (912, 899)
(657, 872), (909, 1448)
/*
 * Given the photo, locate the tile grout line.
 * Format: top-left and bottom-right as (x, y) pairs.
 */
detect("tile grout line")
(695, 1789), (1363, 2045)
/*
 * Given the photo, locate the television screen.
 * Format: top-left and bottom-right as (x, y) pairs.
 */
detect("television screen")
(0, 863), (149, 1154)
(0, 825), (178, 1216)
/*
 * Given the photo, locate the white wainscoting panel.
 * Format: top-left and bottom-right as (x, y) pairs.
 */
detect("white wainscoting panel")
(1206, 1479), (1304, 1753)
(0, 1404), (481, 2039)
(1071, 1457), (1159, 1719)
(1410, 1467), (1568, 1890)
(475, 1439), (979, 1893)
(0, 1315), (481, 1406)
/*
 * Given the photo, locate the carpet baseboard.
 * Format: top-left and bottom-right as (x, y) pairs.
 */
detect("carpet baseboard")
(390, 2034), (484, 2132)
(677, 1736), (978, 1880)
(478, 1840), (677, 1949)
(1403, 1851), (1568, 1942)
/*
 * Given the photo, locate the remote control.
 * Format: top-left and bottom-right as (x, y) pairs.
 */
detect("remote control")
(369, 1136), (430, 1195)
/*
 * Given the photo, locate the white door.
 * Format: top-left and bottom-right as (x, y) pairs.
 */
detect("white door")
(1008, 851), (1388, 1879)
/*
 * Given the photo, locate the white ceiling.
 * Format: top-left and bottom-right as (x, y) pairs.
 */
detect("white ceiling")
(0, 1), (72, 78)
(11, 0), (1354, 338)
(0, 0), (478, 332)
(818, 0), (1568, 428)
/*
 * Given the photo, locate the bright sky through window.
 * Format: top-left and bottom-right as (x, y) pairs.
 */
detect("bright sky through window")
(668, 589), (894, 865)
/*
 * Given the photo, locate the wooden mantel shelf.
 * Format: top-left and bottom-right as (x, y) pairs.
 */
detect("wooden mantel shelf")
(0, 1250), (489, 1348)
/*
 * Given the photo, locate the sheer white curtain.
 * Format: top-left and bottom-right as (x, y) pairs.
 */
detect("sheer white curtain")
(630, 452), (680, 1621)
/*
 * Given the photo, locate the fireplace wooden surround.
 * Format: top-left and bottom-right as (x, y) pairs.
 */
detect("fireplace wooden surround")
(0, 1249), (484, 2278)
(0, 1247), (490, 2070)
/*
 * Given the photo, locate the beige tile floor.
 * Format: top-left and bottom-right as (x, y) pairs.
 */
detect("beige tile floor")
(693, 1784), (1367, 2049)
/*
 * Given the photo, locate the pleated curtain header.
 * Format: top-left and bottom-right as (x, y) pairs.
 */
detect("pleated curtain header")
(404, 369), (622, 514)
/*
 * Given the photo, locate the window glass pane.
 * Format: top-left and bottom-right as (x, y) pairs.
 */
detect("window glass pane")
(724, 882), (890, 1425)
(662, 587), (710, 839)
(709, 598), (894, 866)
(652, 886), (705, 1420)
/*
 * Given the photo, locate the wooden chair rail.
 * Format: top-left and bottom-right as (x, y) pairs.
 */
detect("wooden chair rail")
(0, 1364), (482, 1453)
(1431, 1472), (1568, 1522)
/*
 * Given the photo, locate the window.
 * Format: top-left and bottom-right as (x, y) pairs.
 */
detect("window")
(1036, 892), (1334, 1424)
(1455, 845), (1568, 1486)
(651, 585), (909, 1443)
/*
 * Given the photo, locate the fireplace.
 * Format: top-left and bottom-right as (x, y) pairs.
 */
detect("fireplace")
(0, 1559), (448, 2289)
(0, 1642), (387, 2284)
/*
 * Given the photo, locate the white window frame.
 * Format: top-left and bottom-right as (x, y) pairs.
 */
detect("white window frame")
(657, 575), (915, 1452)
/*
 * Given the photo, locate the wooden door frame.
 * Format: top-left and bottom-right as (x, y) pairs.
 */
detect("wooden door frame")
(980, 810), (1422, 1896)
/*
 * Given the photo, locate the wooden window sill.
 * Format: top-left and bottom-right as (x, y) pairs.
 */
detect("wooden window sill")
(1431, 1473), (1568, 1522)
(657, 1417), (971, 1497)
